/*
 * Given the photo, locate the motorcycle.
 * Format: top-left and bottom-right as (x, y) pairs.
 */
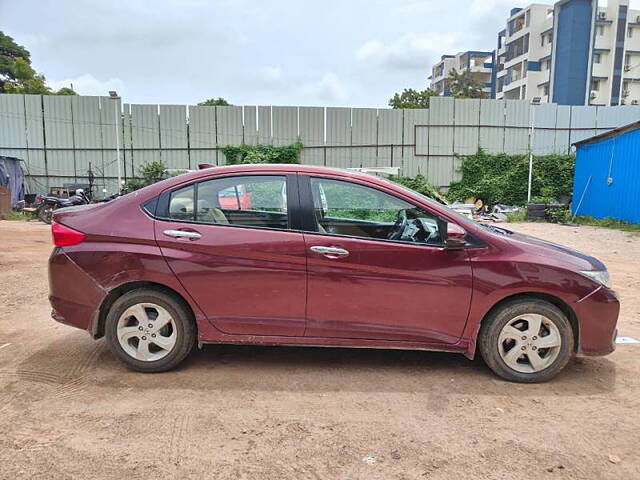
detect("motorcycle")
(35, 189), (91, 224)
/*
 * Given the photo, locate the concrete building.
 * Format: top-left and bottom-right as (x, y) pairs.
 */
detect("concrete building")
(429, 51), (494, 96)
(431, 0), (640, 105)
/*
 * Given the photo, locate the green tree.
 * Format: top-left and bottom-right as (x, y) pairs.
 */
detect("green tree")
(198, 97), (231, 106)
(0, 31), (77, 95)
(388, 88), (439, 109)
(124, 160), (167, 192)
(446, 68), (487, 99)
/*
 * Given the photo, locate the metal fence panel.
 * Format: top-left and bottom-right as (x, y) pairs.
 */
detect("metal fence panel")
(24, 95), (46, 192)
(403, 109), (429, 176)
(43, 95), (75, 179)
(453, 99), (480, 155)
(188, 105), (217, 166)
(351, 108), (377, 167)
(377, 109), (403, 167)
(299, 106), (324, 165)
(555, 105), (571, 153)
(326, 107), (351, 168)
(532, 103), (557, 155)
(159, 105), (188, 168)
(98, 97), (122, 192)
(272, 106), (298, 146)
(71, 96), (103, 191)
(0, 93), (26, 159)
(569, 105), (597, 145)
(479, 99), (505, 153)
(595, 105), (639, 135)
(504, 100), (529, 154)
(258, 106), (271, 144)
(216, 106), (243, 161)
(243, 106), (258, 146)
(130, 104), (160, 172)
(428, 97), (454, 156)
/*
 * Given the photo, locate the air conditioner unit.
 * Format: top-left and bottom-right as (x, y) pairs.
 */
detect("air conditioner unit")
(590, 91), (598, 99)
(621, 99), (627, 105)
(623, 89), (631, 97)
(624, 65), (631, 71)
(632, 100), (639, 105)
(598, 11), (606, 19)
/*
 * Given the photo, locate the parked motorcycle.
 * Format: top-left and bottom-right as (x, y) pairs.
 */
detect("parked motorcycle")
(35, 189), (91, 224)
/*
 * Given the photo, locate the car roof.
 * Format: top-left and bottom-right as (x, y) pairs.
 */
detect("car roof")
(153, 163), (392, 190)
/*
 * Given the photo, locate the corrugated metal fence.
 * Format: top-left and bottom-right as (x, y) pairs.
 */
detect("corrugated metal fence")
(1, 93), (639, 195)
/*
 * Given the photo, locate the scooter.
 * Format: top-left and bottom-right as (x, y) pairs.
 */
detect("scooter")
(35, 189), (91, 224)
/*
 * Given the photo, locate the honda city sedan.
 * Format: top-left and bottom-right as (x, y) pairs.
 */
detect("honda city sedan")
(48, 164), (619, 382)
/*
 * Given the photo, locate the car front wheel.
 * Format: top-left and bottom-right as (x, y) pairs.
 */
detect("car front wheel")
(105, 289), (196, 372)
(479, 298), (574, 383)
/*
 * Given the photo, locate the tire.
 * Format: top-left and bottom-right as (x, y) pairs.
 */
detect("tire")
(478, 298), (574, 383)
(37, 205), (54, 224)
(105, 288), (196, 373)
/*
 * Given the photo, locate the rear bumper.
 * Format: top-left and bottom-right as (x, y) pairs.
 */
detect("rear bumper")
(48, 247), (106, 333)
(574, 286), (620, 356)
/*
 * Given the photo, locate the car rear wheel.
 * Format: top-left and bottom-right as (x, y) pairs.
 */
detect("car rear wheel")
(479, 298), (574, 383)
(105, 289), (196, 372)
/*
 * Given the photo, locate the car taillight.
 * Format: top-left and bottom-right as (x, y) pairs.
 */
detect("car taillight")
(51, 222), (86, 247)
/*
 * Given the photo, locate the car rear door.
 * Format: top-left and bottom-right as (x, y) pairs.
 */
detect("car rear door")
(153, 173), (307, 337)
(299, 175), (473, 345)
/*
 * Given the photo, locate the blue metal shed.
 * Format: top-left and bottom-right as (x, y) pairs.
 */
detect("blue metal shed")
(572, 121), (640, 224)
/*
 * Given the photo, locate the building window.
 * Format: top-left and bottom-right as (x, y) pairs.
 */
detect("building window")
(594, 53), (601, 64)
(628, 27), (633, 38)
(598, 25), (605, 36)
(592, 80), (600, 91)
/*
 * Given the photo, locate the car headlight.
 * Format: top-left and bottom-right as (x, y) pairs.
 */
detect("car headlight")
(580, 270), (611, 289)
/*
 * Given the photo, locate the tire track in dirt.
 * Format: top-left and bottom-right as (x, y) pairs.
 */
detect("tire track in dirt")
(168, 411), (192, 472)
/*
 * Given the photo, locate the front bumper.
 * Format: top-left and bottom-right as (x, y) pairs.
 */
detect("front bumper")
(574, 286), (620, 356)
(48, 247), (106, 333)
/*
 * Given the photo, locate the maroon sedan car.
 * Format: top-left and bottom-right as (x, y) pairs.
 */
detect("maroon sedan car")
(48, 164), (619, 382)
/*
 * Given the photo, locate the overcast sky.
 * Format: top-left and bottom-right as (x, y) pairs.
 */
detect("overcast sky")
(3, 0), (638, 108)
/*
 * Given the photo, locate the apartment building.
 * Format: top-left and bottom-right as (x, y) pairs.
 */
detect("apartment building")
(429, 51), (494, 96)
(431, 0), (640, 105)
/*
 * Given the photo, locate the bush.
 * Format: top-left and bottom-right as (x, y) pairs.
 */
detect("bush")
(124, 160), (166, 192)
(389, 174), (446, 203)
(447, 149), (574, 207)
(220, 142), (303, 165)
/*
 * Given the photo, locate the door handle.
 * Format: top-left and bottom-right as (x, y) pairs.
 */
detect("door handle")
(310, 246), (349, 257)
(163, 229), (202, 240)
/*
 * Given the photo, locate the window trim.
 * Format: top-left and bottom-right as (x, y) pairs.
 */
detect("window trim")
(150, 173), (302, 233)
(298, 174), (450, 248)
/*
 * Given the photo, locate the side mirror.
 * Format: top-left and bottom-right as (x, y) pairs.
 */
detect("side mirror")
(445, 223), (467, 250)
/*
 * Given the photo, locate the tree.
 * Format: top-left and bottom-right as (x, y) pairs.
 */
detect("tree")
(446, 68), (487, 99)
(0, 31), (77, 95)
(388, 88), (439, 109)
(198, 97), (231, 106)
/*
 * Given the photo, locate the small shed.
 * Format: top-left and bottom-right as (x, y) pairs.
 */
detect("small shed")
(572, 121), (640, 224)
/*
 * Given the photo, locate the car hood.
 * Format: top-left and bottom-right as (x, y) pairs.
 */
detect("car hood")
(491, 227), (606, 272)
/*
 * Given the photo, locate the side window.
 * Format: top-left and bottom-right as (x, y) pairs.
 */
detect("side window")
(168, 185), (195, 221)
(195, 175), (289, 229)
(309, 178), (443, 245)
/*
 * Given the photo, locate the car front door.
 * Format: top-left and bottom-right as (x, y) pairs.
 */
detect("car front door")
(300, 176), (473, 345)
(154, 174), (307, 337)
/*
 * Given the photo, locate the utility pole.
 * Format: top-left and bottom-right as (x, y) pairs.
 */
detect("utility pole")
(108, 91), (122, 193)
(527, 97), (541, 203)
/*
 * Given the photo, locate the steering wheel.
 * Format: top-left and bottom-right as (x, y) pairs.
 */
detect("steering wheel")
(387, 209), (408, 240)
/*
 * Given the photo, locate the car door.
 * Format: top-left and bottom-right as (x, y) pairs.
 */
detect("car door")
(154, 173), (307, 337)
(300, 175), (473, 345)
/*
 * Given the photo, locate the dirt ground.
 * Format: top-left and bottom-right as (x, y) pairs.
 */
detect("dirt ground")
(0, 220), (639, 479)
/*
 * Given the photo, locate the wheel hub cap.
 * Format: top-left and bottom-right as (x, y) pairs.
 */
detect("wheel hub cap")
(498, 313), (562, 373)
(116, 303), (177, 362)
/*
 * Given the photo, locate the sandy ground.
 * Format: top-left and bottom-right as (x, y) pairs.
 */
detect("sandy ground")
(0, 220), (639, 479)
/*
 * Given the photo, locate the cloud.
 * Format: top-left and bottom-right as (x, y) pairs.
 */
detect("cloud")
(49, 74), (124, 96)
(301, 73), (348, 103)
(356, 32), (461, 70)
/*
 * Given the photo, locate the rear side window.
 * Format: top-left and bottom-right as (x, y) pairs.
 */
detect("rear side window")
(168, 185), (194, 221)
(163, 175), (290, 230)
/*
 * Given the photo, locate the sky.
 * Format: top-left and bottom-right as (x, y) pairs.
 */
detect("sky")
(3, 0), (639, 108)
